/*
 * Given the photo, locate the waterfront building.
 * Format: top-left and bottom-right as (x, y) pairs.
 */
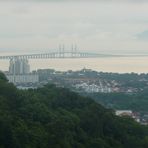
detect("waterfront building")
(9, 58), (30, 75)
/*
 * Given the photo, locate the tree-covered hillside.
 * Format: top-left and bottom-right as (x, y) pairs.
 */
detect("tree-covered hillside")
(87, 92), (148, 113)
(0, 72), (148, 148)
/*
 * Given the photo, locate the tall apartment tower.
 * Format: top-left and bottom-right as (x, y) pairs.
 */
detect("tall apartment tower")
(9, 58), (30, 75)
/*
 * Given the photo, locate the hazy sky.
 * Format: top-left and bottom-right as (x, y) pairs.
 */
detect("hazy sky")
(0, 0), (148, 54)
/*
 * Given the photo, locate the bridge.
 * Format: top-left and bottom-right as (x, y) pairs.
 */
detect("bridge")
(0, 51), (114, 60)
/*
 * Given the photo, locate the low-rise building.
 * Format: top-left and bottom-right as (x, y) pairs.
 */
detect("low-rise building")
(6, 74), (39, 84)
(115, 110), (133, 117)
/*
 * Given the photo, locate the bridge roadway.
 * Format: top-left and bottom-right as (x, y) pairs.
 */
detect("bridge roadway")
(0, 51), (113, 60)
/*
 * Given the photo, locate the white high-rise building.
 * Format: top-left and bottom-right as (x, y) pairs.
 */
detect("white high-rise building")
(9, 58), (30, 75)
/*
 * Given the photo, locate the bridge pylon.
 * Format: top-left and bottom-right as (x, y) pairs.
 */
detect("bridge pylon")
(59, 44), (65, 58)
(71, 44), (77, 58)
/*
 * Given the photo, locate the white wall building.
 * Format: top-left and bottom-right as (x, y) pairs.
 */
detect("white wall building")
(115, 110), (133, 116)
(6, 74), (39, 84)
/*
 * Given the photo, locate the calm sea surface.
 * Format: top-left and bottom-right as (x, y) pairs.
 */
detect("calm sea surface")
(0, 57), (148, 73)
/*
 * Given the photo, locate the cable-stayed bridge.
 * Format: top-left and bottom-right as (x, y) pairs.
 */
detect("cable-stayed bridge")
(1, 49), (148, 60)
(0, 51), (115, 60)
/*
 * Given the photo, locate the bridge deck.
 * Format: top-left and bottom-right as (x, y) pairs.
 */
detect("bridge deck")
(0, 52), (113, 60)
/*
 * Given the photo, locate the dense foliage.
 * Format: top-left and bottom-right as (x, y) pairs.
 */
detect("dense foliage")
(88, 92), (148, 113)
(0, 72), (148, 148)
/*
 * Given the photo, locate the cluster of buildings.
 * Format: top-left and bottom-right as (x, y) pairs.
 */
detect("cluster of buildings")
(2, 60), (147, 94)
(74, 82), (112, 93)
(31, 68), (138, 94)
